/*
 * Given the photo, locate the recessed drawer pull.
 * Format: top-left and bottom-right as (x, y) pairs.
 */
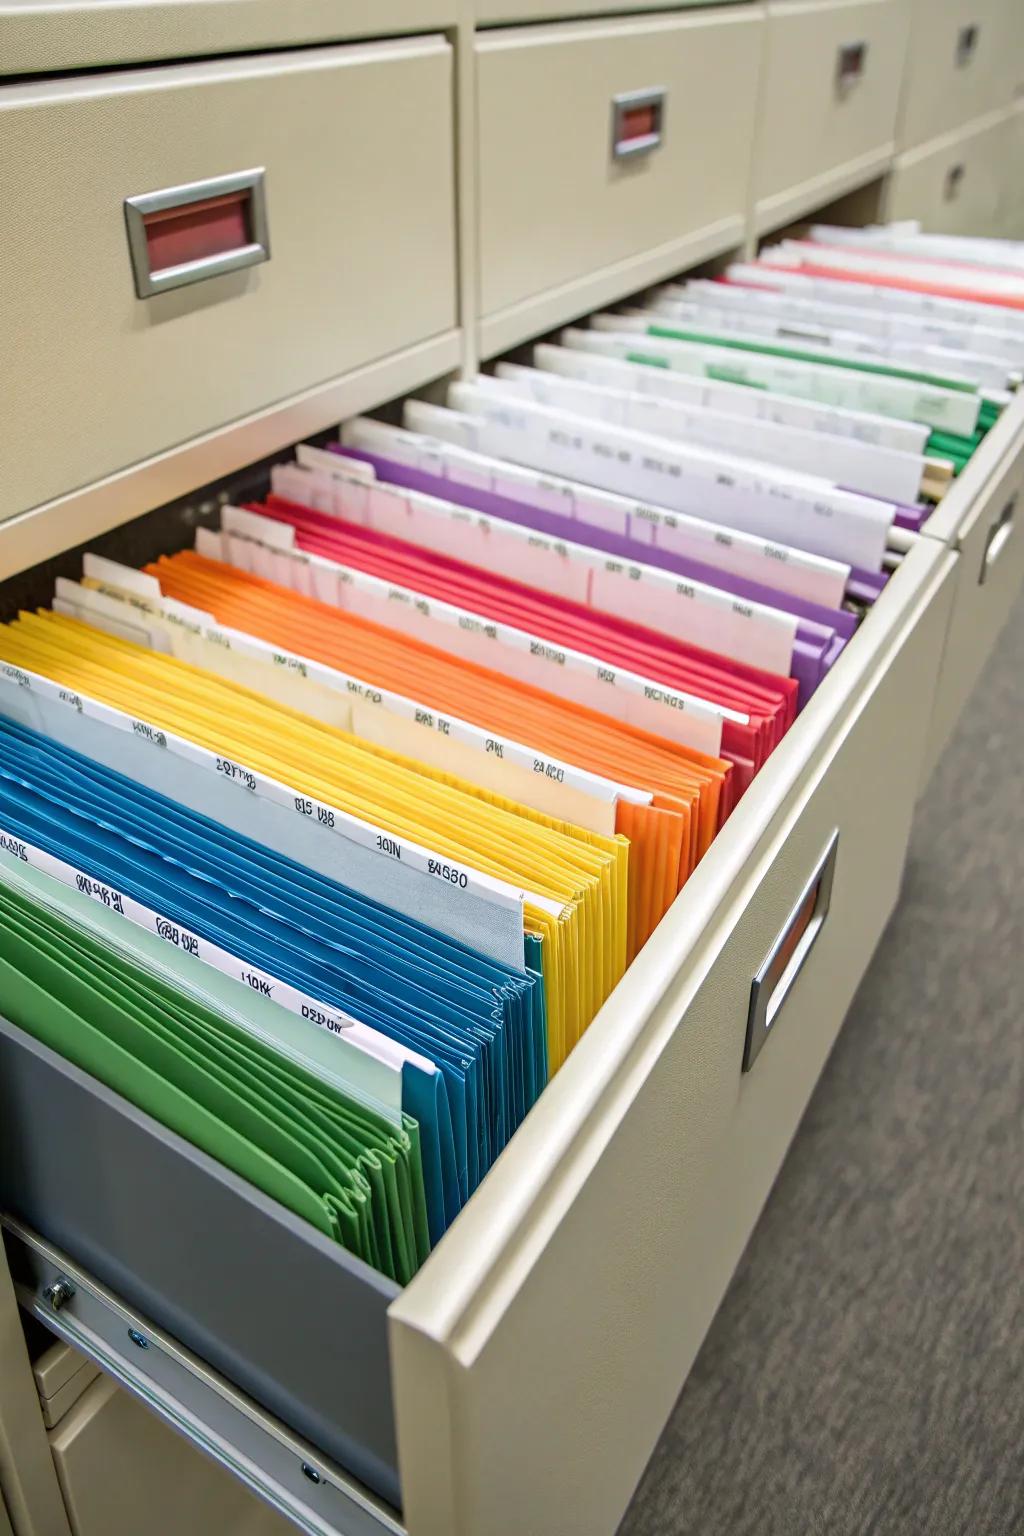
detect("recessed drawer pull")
(743, 831), (839, 1072)
(610, 88), (666, 160)
(836, 41), (868, 95)
(124, 168), (270, 300)
(981, 495), (1016, 584)
(944, 162), (966, 202)
(955, 23), (979, 67)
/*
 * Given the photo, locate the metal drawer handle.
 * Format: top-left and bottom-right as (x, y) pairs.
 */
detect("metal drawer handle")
(836, 41), (868, 95)
(981, 494), (1016, 584)
(611, 88), (666, 160)
(956, 23), (979, 66)
(743, 832), (839, 1073)
(124, 168), (270, 300)
(944, 162), (966, 202)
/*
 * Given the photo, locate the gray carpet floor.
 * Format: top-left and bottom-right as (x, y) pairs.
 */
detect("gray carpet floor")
(619, 593), (1024, 1536)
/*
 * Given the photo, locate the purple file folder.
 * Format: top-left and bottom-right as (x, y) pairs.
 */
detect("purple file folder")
(332, 445), (885, 706)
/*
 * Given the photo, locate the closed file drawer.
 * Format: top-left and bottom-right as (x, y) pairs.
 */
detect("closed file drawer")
(0, 534), (956, 1536)
(755, 0), (911, 233)
(0, 2), (457, 74)
(897, 0), (1006, 152)
(475, 8), (763, 357)
(0, 39), (457, 529)
(922, 405), (1024, 783)
(884, 112), (1008, 236)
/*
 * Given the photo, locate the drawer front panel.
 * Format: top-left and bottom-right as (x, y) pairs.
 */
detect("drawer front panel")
(0, 2), (457, 74)
(391, 540), (956, 1536)
(0, 41), (456, 527)
(925, 437), (1024, 779)
(898, 0), (1006, 151)
(885, 115), (1008, 236)
(476, 10), (762, 343)
(755, 0), (911, 230)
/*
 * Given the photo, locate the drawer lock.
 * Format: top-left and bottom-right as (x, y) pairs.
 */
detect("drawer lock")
(743, 831), (839, 1072)
(610, 88), (666, 161)
(944, 163), (966, 202)
(124, 168), (270, 300)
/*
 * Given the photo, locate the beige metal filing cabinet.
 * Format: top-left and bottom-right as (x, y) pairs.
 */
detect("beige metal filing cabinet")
(2, 5), (1024, 1536)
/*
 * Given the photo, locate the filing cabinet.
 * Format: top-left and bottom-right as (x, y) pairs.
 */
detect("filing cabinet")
(3, 5), (1024, 1536)
(475, 7), (763, 357)
(754, 0), (911, 233)
(884, 110), (1010, 236)
(0, 37), (458, 534)
(896, 0), (1006, 153)
(0, 2), (458, 74)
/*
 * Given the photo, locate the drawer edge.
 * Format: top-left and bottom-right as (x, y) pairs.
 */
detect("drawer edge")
(755, 144), (895, 236)
(478, 217), (746, 361)
(0, 329), (461, 585)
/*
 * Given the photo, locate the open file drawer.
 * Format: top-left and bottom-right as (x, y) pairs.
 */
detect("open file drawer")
(0, 531), (955, 1536)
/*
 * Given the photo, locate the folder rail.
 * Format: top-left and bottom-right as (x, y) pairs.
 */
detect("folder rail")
(3, 1219), (404, 1536)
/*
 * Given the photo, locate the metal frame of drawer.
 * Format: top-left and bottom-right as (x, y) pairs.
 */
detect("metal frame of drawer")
(4, 1221), (402, 1536)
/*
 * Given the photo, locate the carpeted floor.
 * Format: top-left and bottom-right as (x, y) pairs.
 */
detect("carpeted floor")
(619, 593), (1024, 1536)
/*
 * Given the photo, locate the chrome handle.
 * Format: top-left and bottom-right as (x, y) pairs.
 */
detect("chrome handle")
(980, 495), (1016, 584)
(836, 41), (868, 94)
(124, 168), (270, 300)
(743, 832), (839, 1073)
(610, 88), (666, 160)
(956, 23), (979, 67)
